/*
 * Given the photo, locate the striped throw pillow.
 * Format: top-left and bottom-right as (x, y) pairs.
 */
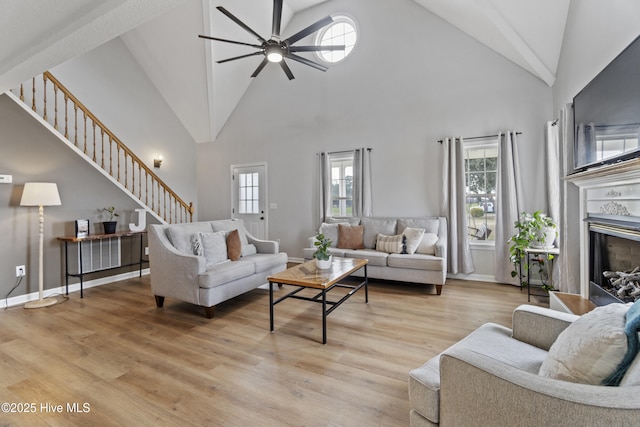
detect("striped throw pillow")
(376, 233), (406, 254)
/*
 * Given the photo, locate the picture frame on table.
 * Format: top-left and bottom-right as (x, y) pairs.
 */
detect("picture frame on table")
(75, 219), (90, 238)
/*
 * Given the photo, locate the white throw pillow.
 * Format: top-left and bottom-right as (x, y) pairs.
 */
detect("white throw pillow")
(403, 227), (425, 254)
(197, 231), (229, 267)
(538, 303), (630, 385)
(416, 233), (438, 255)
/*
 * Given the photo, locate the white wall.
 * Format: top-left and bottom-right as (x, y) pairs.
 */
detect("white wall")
(551, 1), (640, 291)
(197, 0), (553, 267)
(553, 1), (640, 113)
(51, 38), (198, 211)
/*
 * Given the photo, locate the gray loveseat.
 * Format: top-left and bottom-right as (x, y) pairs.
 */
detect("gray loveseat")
(148, 219), (287, 318)
(303, 217), (447, 294)
(409, 304), (640, 426)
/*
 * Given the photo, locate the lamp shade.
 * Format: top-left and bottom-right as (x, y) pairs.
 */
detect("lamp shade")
(20, 182), (61, 206)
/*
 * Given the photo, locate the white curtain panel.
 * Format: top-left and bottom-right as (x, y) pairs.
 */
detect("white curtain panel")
(353, 148), (373, 217)
(494, 131), (523, 285)
(546, 120), (562, 288)
(442, 137), (475, 274)
(317, 153), (331, 225)
(558, 105), (581, 294)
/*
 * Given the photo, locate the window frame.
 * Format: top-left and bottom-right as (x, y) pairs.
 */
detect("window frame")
(464, 138), (498, 247)
(328, 151), (354, 217)
(314, 14), (358, 64)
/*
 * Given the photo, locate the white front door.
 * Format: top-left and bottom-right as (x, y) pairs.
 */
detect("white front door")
(231, 163), (267, 239)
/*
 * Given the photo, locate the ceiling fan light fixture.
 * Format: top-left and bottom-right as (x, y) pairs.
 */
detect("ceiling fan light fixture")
(266, 45), (283, 62)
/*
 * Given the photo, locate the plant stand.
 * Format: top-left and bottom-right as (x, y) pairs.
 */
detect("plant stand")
(521, 246), (560, 302)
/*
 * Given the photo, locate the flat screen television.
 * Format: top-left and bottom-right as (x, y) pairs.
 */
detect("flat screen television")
(572, 34), (640, 173)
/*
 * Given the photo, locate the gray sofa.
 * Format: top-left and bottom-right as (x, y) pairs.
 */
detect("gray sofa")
(408, 304), (640, 426)
(148, 219), (287, 318)
(303, 217), (447, 294)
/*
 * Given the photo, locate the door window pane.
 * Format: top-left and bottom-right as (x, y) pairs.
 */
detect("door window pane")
(238, 172), (259, 214)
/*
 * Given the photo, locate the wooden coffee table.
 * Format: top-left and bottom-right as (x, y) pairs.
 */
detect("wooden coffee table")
(268, 258), (368, 344)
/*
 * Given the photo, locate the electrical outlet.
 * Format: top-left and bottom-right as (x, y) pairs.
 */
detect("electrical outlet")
(16, 265), (25, 277)
(144, 247), (149, 255)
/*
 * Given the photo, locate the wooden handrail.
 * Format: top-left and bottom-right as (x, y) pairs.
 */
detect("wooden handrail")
(13, 72), (193, 223)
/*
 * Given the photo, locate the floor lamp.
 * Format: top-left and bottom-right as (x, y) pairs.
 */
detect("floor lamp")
(20, 182), (61, 309)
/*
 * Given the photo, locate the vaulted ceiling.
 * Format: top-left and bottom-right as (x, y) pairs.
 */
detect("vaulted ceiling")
(0, 0), (570, 143)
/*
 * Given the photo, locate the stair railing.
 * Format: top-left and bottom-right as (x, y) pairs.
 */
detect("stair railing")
(12, 72), (193, 223)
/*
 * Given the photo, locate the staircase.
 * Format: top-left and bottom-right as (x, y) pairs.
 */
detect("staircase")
(7, 72), (193, 224)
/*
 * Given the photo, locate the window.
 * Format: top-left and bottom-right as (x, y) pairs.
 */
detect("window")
(329, 153), (354, 216)
(315, 15), (357, 63)
(464, 140), (498, 242)
(238, 172), (259, 214)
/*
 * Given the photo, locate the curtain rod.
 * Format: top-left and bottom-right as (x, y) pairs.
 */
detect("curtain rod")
(317, 148), (373, 155)
(436, 132), (522, 144)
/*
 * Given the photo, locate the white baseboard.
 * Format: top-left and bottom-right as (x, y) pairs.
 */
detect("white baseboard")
(1, 269), (150, 309)
(447, 272), (498, 283)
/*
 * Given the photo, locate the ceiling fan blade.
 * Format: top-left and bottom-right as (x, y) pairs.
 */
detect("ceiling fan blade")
(280, 60), (295, 80)
(289, 45), (345, 52)
(198, 35), (262, 49)
(216, 6), (267, 44)
(251, 58), (270, 78)
(284, 16), (334, 45)
(272, 0), (283, 38)
(285, 53), (328, 72)
(218, 51), (264, 64)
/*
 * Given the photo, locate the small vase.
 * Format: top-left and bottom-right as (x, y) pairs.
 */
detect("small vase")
(103, 221), (117, 234)
(315, 255), (332, 270)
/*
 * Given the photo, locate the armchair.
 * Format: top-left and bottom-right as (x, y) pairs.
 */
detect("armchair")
(408, 305), (640, 426)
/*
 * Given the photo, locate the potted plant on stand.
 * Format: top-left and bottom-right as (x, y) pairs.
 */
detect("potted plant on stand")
(508, 210), (557, 292)
(313, 232), (333, 269)
(102, 206), (119, 234)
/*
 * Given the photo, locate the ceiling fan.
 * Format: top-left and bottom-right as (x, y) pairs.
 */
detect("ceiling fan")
(199, 0), (345, 80)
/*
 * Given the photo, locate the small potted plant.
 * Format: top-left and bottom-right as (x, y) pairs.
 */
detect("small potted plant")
(508, 210), (557, 291)
(313, 232), (333, 269)
(102, 206), (119, 234)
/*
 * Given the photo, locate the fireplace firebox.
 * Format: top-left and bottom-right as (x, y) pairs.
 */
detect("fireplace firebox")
(588, 218), (640, 306)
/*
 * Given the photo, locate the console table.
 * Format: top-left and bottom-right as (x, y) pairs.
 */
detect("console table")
(57, 231), (148, 298)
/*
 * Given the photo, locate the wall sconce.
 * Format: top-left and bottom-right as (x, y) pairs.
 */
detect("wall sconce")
(154, 155), (163, 168)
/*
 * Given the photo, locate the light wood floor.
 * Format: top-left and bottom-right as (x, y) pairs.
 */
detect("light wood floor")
(0, 275), (546, 426)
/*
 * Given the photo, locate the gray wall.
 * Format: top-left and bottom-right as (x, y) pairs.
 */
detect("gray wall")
(0, 38), (197, 303)
(0, 95), (150, 300)
(197, 0), (553, 272)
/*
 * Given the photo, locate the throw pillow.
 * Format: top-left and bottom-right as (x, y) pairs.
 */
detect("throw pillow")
(192, 233), (203, 256)
(197, 231), (228, 267)
(337, 224), (365, 249)
(403, 227), (425, 254)
(538, 302), (630, 385)
(226, 229), (241, 261)
(376, 233), (406, 254)
(416, 233), (438, 255)
(319, 222), (349, 248)
(604, 298), (640, 385)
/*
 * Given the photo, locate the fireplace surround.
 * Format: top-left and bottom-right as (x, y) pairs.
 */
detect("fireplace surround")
(567, 157), (640, 305)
